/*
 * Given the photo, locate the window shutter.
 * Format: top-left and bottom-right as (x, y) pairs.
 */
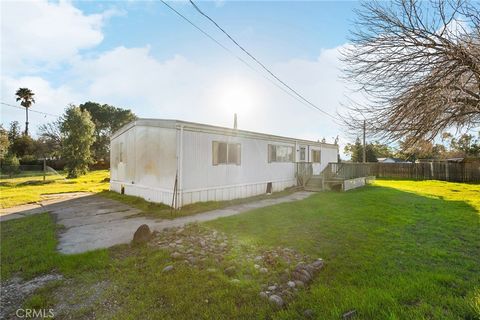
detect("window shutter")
(236, 143), (241, 165)
(212, 141), (219, 165)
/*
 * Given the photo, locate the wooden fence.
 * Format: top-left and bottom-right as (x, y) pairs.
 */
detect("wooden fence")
(328, 162), (480, 183)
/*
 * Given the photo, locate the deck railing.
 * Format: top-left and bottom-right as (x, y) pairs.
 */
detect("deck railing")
(295, 162), (313, 186)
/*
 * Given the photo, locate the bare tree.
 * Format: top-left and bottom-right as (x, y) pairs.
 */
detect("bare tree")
(341, 0), (480, 144)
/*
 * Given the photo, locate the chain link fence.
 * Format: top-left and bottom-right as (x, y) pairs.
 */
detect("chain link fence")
(0, 164), (65, 181)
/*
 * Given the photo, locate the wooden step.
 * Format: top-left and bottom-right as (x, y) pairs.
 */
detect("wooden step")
(304, 186), (323, 192)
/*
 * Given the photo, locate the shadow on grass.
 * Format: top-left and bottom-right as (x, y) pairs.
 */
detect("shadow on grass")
(1, 183), (479, 319)
(206, 184), (480, 319)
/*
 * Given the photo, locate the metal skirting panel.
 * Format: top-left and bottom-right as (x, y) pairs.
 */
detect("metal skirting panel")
(110, 181), (174, 206)
(111, 179), (296, 208)
(181, 179), (297, 206)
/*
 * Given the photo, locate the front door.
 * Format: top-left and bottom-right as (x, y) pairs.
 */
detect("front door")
(299, 146), (307, 162)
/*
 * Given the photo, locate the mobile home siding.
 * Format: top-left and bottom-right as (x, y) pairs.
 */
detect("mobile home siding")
(110, 119), (339, 208)
(110, 125), (178, 204)
(180, 130), (298, 205)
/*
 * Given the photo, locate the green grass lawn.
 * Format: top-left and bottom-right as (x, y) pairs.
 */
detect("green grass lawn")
(1, 180), (479, 319)
(0, 170), (110, 208)
(1, 169), (295, 220)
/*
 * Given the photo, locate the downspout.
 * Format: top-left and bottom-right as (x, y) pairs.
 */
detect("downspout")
(178, 125), (184, 208)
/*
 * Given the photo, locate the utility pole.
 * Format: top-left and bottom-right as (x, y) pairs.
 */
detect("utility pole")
(362, 120), (366, 163)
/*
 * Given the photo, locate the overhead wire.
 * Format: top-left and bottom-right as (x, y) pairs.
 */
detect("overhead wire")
(1, 102), (60, 118)
(159, 0), (316, 111)
(161, 0), (341, 123)
(188, 0), (340, 122)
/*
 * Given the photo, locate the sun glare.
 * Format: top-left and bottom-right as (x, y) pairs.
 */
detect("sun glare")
(212, 77), (261, 118)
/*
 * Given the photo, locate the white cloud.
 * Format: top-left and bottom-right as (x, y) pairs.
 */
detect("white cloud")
(1, 75), (78, 129)
(70, 44), (351, 146)
(0, 0), (110, 74)
(1, 43), (354, 155)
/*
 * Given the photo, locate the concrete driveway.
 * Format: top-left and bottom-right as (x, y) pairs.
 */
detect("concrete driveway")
(0, 191), (313, 254)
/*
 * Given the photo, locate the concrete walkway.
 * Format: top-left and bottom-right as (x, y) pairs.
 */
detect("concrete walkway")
(0, 191), (313, 254)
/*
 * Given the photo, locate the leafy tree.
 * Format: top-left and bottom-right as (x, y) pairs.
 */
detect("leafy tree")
(0, 125), (9, 160)
(344, 138), (378, 162)
(9, 134), (35, 158)
(6, 121), (35, 159)
(450, 133), (480, 157)
(60, 105), (96, 178)
(2, 153), (20, 177)
(38, 120), (62, 158)
(79, 102), (136, 161)
(396, 137), (446, 161)
(15, 88), (36, 135)
(7, 121), (21, 142)
(369, 141), (394, 159)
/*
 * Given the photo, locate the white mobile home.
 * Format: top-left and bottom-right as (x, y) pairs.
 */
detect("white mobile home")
(110, 119), (338, 208)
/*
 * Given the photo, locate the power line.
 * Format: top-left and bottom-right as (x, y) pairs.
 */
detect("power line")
(188, 0), (340, 121)
(160, 0), (340, 122)
(159, 0), (314, 110)
(1, 102), (60, 118)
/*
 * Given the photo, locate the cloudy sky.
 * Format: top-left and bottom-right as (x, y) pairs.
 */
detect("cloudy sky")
(1, 0), (362, 153)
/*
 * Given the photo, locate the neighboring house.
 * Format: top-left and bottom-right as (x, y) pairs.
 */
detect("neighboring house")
(110, 119), (338, 208)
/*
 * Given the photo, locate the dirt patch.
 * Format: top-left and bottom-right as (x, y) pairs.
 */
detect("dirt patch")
(0, 273), (63, 319)
(52, 279), (111, 319)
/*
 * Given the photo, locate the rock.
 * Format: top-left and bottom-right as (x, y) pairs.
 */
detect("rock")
(259, 267), (268, 274)
(287, 281), (296, 288)
(292, 269), (311, 283)
(280, 289), (294, 300)
(132, 224), (151, 244)
(206, 268), (217, 273)
(280, 272), (290, 282)
(303, 309), (315, 318)
(342, 310), (357, 319)
(175, 239), (183, 244)
(171, 252), (182, 259)
(254, 255), (263, 262)
(268, 294), (284, 308)
(259, 292), (268, 299)
(230, 279), (240, 284)
(254, 264), (260, 269)
(312, 258), (324, 269)
(267, 285), (277, 291)
(294, 280), (305, 288)
(224, 266), (236, 276)
(162, 265), (173, 273)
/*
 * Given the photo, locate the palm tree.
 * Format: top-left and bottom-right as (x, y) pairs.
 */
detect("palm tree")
(15, 88), (35, 135)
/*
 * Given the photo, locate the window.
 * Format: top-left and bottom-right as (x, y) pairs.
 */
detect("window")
(312, 150), (321, 163)
(213, 141), (241, 165)
(300, 147), (306, 161)
(268, 145), (294, 162)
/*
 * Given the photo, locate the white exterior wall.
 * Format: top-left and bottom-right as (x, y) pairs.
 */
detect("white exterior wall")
(110, 119), (339, 208)
(110, 125), (178, 205)
(180, 130), (298, 206)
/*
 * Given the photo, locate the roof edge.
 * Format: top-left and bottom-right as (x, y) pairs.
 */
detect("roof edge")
(111, 118), (339, 149)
